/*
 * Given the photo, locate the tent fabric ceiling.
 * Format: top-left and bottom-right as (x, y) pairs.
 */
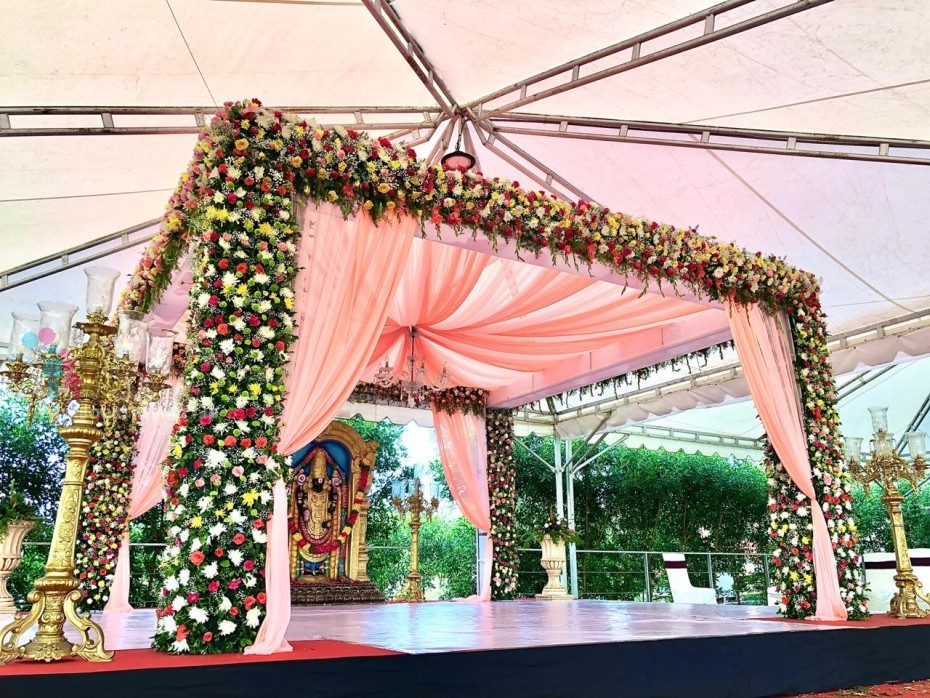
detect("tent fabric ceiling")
(2, 0), (928, 449)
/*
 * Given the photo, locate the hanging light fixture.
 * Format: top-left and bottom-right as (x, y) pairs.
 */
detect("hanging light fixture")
(374, 327), (451, 407)
(440, 121), (476, 172)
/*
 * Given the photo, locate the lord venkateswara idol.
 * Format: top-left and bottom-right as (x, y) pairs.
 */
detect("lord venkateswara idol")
(288, 421), (384, 604)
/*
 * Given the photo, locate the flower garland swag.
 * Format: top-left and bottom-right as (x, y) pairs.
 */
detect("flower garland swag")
(74, 410), (140, 612)
(118, 99), (864, 649)
(486, 409), (518, 600)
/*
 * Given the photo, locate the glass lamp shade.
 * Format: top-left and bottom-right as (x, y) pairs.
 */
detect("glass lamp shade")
(37, 301), (79, 350)
(83, 267), (121, 317)
(145, 329), (176, 375)
(440, 150), (476, 171)
(391, 478), (415, 500)
(114, 311), (147, 363)
(868, 406), (889, 434)
(844, 436), (863, 464)
(906, 431), (927, 460)
(7, 312), (40, 360)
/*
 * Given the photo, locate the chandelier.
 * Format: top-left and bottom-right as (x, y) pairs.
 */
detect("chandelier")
(374, 327), (450, 407)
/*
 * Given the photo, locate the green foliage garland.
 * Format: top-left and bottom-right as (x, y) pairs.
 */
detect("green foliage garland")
(486, 409), (518, 599)
(116, 98), (866, 646)
(75, 411), (139, 612)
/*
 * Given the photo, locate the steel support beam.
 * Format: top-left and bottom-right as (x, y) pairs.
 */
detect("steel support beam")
(361, 0), (457, 116)
(490, 113), (930, 167)
(0, 219), (161, 292)
(0, 105), (440, 138)
(470, 0), (833, 119)
(472, 122), (597, 202)
(618, 423), (763, 452)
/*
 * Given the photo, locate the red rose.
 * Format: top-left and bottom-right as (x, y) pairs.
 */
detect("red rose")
(187, 592), (200, 604)
(227, 193), (237, 204)
(217, 324), (229, 336)
(244, 559), (255, 572)
(236, 263), (248, 275)
(214, 548), (224, 558)
(203, 632), (213, 642)
(233, 532), (246, 545)
(240, 438), (251, 448)
(224, 435), (237, 447)
(257, 592), (267, 604)
(189, 551), (205, 566)
(218, 259), (229, 270)
(244, 596), (256, 610)
(199, 415), (212, 427)
(255, 437), (268, 448)
(203, 435), (215, 446)
(208, 580), (220, 593)
(229, 606), (239, 615)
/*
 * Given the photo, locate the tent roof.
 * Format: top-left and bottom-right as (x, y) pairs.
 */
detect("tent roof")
(2, 0), (928, 451)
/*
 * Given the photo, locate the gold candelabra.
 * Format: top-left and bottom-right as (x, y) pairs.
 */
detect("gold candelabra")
(0, 268), (174, 664)
(846, 407), (928, 619)
(392, 479), (438, 602)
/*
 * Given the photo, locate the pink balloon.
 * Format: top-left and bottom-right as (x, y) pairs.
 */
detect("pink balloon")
(38, 327), (56, 345)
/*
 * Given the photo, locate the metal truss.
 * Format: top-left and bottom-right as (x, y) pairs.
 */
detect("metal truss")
(617, 424), (763, 452)
(0, 219), (160, 291)
(523, 308), (930, 424)
(488, 113), (930, 166)
(468, 0), (833, 119)
(0, 106), (440, 138)
(361, 0), (457, 116)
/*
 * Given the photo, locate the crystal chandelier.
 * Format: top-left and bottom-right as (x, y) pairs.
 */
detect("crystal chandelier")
(374, 327), (450, 407)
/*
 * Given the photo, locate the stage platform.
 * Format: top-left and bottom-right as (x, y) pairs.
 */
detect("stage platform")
(2, 600), (930, 697)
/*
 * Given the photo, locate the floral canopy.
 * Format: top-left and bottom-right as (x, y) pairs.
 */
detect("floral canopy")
(106, 99), (865, 654)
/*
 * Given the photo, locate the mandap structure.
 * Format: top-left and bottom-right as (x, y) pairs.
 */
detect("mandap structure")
(85, 98), (866, 655)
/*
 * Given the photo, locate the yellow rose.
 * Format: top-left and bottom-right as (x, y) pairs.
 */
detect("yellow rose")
(377, 182), (391, 194)
(363, 200), (374, 210)
(234, 138), (249, 151)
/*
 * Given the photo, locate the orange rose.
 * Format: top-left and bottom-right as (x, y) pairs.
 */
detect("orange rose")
(189, 551), (205, 566)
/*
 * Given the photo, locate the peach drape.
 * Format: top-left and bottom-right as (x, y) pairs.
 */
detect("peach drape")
(103, 398), (178, 614)
(431, 408), (492, 601)
(726, 301), (847, 621)
(245, 202), (416, 654)
(363, 239), (708, 390)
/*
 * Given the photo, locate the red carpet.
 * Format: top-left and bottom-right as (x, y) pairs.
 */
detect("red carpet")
(755, 613), (930, 629)
(0, 639), (403, 676)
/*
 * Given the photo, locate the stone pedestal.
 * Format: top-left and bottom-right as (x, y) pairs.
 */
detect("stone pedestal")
(536, 534), (574, 601)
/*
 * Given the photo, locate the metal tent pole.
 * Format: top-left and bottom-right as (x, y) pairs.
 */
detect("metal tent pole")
(565, 439), (578, 598)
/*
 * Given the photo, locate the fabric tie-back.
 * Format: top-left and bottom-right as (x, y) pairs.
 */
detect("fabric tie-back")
(246, 202), (416, 654)
(431, 407), (492, 601)
(726, 301), (847, 621)
(104, 393), (179, 614)
(362, 238), (709, 390)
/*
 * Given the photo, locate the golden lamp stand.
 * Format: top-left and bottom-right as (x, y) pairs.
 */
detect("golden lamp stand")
(847, 419), (929, 619)
(392, 479), (438, 603)
(0, 314), (162, 664)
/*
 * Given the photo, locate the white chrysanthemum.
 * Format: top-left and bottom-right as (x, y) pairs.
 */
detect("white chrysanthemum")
(230, 509), (246, 525)
(246, 607), (262, 628)
(164, 575), (179, 592)
(228, 549), (243, 566)
(252, 528), (268, 544)
(219, 596), (232, 612)
(220, 339), (235, 355)
(209, 522), (225, 538)
(178, 568), (190, 585)
(188, 606), (209, 624)
(219, 620), (237, 636)
(187, 398), (199, 412)
(201, 396), (214, 410)
(171, 595), (187, 611)
(179, 529), (190, 543)
(208, 449), (228, 467)
(210, 366), (226, 380)
(242, 447), (257, 460)
(202, 561), (218, 579)
(198, 496), (214, 512)
(257, 326), (275, 340)
(169, 525), (181, 537)
(158, 614), (177, 634)
(171, 639), (190, 653)
(260, 490), (272, 504)
(224, 482), (238, 496)
(254, 274), (270, 285)
(178, 483), (190, 497)
(190, 537), (202, 551)
(244, 574), (257, 588)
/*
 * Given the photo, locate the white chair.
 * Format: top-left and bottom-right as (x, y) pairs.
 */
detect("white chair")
(864, 551), (898, 612)
(865, 548), (930, 613)
(663, 553), (718, 604)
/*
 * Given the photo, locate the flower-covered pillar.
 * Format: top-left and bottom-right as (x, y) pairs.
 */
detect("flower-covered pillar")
(75, 411), (139, 612)
(486, 409), (518, 600)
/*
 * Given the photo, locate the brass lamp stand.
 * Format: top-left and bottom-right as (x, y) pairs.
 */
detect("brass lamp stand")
(0, 271), (173, 664)
(392, 479), (438, 602)
(847, 407), (928, 619)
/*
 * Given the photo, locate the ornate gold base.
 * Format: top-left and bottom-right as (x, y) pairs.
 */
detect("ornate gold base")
(394, 572), (426, 603)
(889, 572), (930, 619)
(0, 575), (112, 664)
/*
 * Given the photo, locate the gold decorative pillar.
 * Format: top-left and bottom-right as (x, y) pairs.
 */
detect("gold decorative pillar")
(847, 410), (928, 619)
(393, 479), (438, 603)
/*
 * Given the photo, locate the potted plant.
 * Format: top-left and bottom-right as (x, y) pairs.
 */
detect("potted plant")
(0, 487), (38, 614)
(531, 513), (579, 600)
